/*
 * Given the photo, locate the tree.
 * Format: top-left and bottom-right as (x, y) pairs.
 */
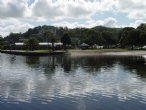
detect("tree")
(23, 37), (39, 51)
(139, 30), (146, 48)
(119, 30), (129, 48)
(127, 29), (140, 49)
(43, 30), (54, 42)
(44, 30), (56, 51)
(50, 36), (57, 51)
(80, 28), (99, 46)
(101, 31), (116, 48)
(118, 27), (134, 43)
(61, 32), (71, 50)
(0, 36), (4, 49)
(98, 32), (105, 49)
(137, 23), (146, 31)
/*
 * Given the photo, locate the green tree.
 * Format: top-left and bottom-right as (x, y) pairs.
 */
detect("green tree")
(118, 27), (134, 43)
(127, 29), (140, 49)
(23, 37), (39, 51)
(61, 32), (71, 50)
(137, 23), (146, 31)
(140, 30), (146, 47)
(50, 36), (57, 51)
(101, 31), (116, 48)
(81, 28), (98, 46)
(44, 30), (56, 51)
(44, 30), (54, 42)
(0, 36), (4, 49)
(119, 30), (128, 48)
(98, 32), (105, 49)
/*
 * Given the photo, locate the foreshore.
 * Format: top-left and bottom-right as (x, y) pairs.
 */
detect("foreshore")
(68, 49), (146, 56)
(1, 49), (146, 56)
(0, 50), (67, 56)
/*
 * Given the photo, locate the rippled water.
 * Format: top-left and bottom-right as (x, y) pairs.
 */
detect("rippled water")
(0, 53), (146, 110)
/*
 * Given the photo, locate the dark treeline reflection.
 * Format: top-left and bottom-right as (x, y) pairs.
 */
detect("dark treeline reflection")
(26, 56), (40, 65)
(118, 56), (146, 78)
(24, 55), (146, 78)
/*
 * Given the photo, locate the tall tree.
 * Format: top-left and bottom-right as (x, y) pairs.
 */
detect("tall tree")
(61, 32), (71, 50)
(50, 36), (57, 51)
(101, 31), (116, 48)
(0, 36), (4, 49)
(139, 30), (146, 48)
(137, 23), (146, 31)
(23, 37), (39, 51)
(43, 30), (54, 42)
(119, 30), (129, 48)
(81, 28), (99, 46)
(127, 29), (140, 49)
(98, 32), (105, 48)
(118, 27), (134, 43)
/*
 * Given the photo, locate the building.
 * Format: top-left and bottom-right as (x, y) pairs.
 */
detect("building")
(3, 42), (63, 50)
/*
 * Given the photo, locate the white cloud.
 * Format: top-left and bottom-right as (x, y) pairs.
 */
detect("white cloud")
(0, 17), (118, 37)
(0, 0), (146, 21)
(129, 20), (146, 28)
(85, 17), (118, 27)
(29, 0), (116, 20)
(0, 0), (29, 19)
(127, 11), (146, 19)
(116, 0), (146, 19)
(1, 0), (146, 37)
(121, 20), (146, 28)
(0, 0), (117, 21)
(53, 17), (118, 28)
(0, 19), (34, 37)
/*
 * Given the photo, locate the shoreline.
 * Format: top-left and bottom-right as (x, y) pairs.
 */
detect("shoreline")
(0, 50), (67, 56)
(1, 49), (146, 56)
(68, 50), (146, 56)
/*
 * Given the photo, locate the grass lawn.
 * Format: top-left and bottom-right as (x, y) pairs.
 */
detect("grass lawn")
(20, 50), (66, 53)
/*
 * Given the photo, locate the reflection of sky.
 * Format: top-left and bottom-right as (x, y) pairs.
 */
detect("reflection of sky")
(0, 54), (146, 106)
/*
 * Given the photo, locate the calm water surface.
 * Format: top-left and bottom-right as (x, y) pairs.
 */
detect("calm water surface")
(0, 53), (146, 110)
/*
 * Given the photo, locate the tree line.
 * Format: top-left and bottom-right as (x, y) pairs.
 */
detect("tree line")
(1, 23), (146, 50)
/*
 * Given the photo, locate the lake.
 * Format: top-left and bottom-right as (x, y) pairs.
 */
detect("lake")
(0, 53), (146, 110)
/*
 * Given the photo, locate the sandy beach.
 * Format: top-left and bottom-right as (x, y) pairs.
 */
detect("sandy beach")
(68, 50), (146, 56)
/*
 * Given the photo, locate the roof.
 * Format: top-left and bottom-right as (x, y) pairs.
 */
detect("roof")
(15, 43), (24, 45)
(39, 42), (51, 45)
(15, 42), (63, 46)
(79, 43), (90, 47)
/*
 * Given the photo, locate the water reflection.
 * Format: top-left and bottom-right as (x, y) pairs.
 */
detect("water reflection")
(0, 53), (146, 109)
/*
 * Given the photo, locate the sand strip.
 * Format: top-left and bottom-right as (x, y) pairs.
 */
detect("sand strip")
(68, 50), (146, 56)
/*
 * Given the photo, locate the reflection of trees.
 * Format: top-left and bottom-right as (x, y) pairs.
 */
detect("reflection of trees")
(25, 56), (40, 65)
(70, 56), (118, 74)
(24, 55), (146, 79)
(9, 55), (16, 64)
(60, 56), (118, 74)
(62, 56), (72, 72)
(118, 56), (146, 78)
(43, 56), (57, 77)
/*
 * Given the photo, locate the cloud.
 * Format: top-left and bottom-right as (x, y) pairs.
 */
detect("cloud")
(127, 11), (146, 19)
(0, 17), (118, 37)
(53, 17), (118, 28)
(1, 0), (146, 37)
(129, 20), (146, 28)
(0, 0), (29, 19)
(0, 0), (146, 21)
(0, 19), (34, 37)
(0, 0), (117, 21)
(29, 0), (116, 20)
(116, 0), (146, 19)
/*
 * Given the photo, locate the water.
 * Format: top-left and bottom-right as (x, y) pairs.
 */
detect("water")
(0, 53), (146, 110)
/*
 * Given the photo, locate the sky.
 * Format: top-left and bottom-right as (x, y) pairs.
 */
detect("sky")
(0, 0), (146, 37)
